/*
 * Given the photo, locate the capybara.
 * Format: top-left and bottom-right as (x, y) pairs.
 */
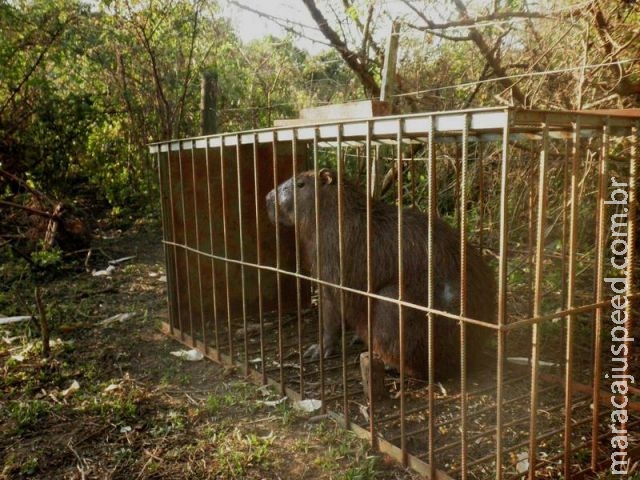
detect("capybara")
(266, 168), (496, 380)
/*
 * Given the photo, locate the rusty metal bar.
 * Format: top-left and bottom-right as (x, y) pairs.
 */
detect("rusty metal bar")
(156, 150), (179, 337)
(455, 415), (594, 476)
(560, 141), (570, 315)
(459, 113), (469, 479)
(272, 136), (286, 394)
(365, 119), (378, 448)
(328, 412), (456, 480)
(336, 126), (350, 426)
(410, 146), (417, 208)
(477, 142), (485, 252)
(396, 119), (407, 465)
(526, 151), (536, 321)
(312, 127), (327, 410)
(426, 114), (436, 478)
(527, 118), (549, 480)
(563, 117), (582, 478)
(503, 299), (612, 330)
(235, 136), (249, 374)
(495, 111), (511, 480)
(389, 381), (562, 445)
(251, 135), (266, 384)
(204, 143), (221, 359)
(290, 132), (305, 398)
(190, 146), (207, 355)
(218, 140), (234, 359)
(623, 125), (637, 445)
(178, 142), (195, 344)
(157, 236), (513, 328)
(590, 120), (609, 470)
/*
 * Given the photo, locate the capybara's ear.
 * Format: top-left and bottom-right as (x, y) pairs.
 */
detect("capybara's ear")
(319, 168), (335, 185)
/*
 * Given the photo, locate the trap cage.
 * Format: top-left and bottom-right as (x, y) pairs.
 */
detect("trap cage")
(149, 107), (638, 479)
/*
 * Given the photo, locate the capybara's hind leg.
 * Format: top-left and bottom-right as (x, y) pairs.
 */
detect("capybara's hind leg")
(369, 285), (429, 379)
(368, 285), (401, 372)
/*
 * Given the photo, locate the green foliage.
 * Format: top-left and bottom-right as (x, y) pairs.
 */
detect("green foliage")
(4, 400), (55, 433)
(30, 245), (63, 269)
(218, 35), (308, 130)
(302, 49), (356, 106)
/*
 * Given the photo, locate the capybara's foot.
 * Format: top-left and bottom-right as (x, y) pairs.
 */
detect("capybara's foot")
(303, 343), (335, 360)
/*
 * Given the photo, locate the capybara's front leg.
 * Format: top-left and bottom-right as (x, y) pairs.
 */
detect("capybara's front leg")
(304, 286), (341, 359)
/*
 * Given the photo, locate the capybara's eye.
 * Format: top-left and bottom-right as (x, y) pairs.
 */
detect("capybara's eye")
(296, 180), (305, 188)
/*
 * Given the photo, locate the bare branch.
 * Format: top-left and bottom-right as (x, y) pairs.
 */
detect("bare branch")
(230, 0), (330, 47)
(406, 10), (550, 31)
(451, 0), (526, 105)
(301, 0), (380, 97)
(400, 0), (594, 31)
(589, 1), (640, 97)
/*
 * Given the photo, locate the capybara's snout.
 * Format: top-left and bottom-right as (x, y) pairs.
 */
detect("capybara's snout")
(266, 177), (297, 226)
(265, 188), (277, 224)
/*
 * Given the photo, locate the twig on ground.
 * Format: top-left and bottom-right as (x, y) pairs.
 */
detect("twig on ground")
(35, 287), (50, 358)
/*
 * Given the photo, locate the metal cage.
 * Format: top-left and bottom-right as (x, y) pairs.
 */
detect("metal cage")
(149, 107), (638, 479)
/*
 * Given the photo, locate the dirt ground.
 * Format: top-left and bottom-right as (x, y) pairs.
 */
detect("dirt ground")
(0, 221), (421, 479)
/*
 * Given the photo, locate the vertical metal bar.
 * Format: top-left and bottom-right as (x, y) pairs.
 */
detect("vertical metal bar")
(459, 114), (469, 480)
(156, 148), (179, 336)
(178, 142), (195, 342)
(312, 128), (326, 410)
(563, 116), (582, 479)
(251, 134), (266, 384)
(336, 126), (349, 425)
(191, 147), (207, 353)
(495, 111), (511, 480)
(527, 119), (549, 480)
(527, 149), (537, 320)
(235, 137), (249, 374)
(477, 143), (485, 252)
(426, 114), (436, 478)
(410, 147), (417, 209)
(560, 142), (570, 313)
(396, 120), (407, 465)
(272, 135), (285, 394)
(590, 119), (609, 470)
(205, 142), (221, 359)
(219, 139), (234, 360)
(623, 125), (637, 442)
(291, 133), (305, 398)
(365, 120), (378, 448)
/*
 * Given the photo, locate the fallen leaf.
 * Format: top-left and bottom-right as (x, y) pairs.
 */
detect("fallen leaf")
(62, 380), (80, 397)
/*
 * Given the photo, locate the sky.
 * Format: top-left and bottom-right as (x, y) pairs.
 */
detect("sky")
(221, 0), (329, 53)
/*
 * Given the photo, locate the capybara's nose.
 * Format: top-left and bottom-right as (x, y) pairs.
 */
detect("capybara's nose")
(266, 189), (275, 206)
(266, 189), (276, 223)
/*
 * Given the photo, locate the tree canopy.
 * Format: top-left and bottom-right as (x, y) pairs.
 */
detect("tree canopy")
(0, 0), (638, 226)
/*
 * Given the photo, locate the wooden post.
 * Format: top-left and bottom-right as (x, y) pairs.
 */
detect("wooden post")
(360, 351), (387, 402)
(380, 21), (400, 106)
(200, 70), (218, 135)
(371, 21), (400, 200)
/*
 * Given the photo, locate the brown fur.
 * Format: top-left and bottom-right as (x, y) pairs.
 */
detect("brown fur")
(266, 168), (496, 380)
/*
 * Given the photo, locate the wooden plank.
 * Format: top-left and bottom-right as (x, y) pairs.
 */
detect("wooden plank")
(580, 108), (640, 117)
(274, 100), (391, 127)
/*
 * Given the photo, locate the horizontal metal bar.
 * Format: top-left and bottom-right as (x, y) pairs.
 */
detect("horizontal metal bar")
(148, 107), (639, 153)
(328, 412), (456, 480)
(161, 239), (500, 330)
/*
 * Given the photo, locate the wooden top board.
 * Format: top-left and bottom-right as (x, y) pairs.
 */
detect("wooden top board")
(274, 100), (391, 127)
